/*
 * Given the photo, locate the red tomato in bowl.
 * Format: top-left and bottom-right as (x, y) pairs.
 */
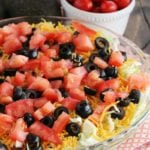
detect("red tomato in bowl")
(73, 0), (93, 11)
(113, 0), (131, 9)
(100, 0), (118, 13)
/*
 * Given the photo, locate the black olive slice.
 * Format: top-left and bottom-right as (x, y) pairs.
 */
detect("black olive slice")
(4, 68), (17, 76)
(104, 66), (118, 78)
(117, 98), (130, 107)
(95, 37), (109, 50)
(0, 104), (5, 113)
(59, 88), (69, 98)
(76, 100), (93, 118)
(66, 122), (80, 136)
(54, 106), (69, 119)
(59, 42), (75, 59)
(40, 116), (54, 128)
(28, 50), (38, 59)
(71, 53), (83, 67)
(13, 87), (23, 101)
(23, 113), (35, 127)
(25, 89), (42, 99)
(109, 106), (125, 120)
(26, 133), (41, 149)
(84, 62), (98, 72)
(128, 89), (141, 104)
(84, 86), (97, 96)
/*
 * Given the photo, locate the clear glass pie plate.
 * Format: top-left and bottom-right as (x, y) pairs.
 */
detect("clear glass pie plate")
(0, 16), (150, 150)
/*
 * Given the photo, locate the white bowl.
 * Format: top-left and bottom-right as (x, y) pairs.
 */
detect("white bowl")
(60, 0), (135, 35)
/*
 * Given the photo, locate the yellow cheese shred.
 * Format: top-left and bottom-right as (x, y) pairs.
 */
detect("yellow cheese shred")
(97, 103), (137, 140)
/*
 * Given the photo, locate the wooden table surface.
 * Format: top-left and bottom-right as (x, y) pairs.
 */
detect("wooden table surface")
(125, 0), (150, 54)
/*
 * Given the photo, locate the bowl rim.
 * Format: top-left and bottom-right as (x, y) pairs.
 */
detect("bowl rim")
(0, 15), (149, 149)
(61, 0), (135, 17)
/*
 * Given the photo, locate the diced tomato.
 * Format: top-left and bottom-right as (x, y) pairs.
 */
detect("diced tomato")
(41, 44), (50, 52)
(89, 103), (107, 123)
(62, 97), (80, 110)
(38, 53), (50, 62)
(10, 118), (28, 142)
(108, 51), (124, 67)
(100, 89), (116, 104)
(29, 33), (46, 49)
(22, 59), (40, 71)
(33, 97), (49, 109)
(40, 61), (52, 75)
(3, 36), (22, 54)
(73, 33), (94, 52)
(128, 73), (149, 91)
(69, 88), (86, 101)
(55, 32), (72, 44)
(8, 54), (29, 68)
(53, 112), (70, 133)
(50, 44), (59, 53)
(5, 99), (34, 118)
(0, 29), (5, 45)
(29, 77), (50, 91)
(43, 48), (57, 58)
(93, 57), (108, 69)
(45, 68), (65, 79)
(0, 82), (14, 97)
(50, 80), (63, 89)
(55, 89), (64, 102)
(17, 22), (32, 36)
(3, 23), (19, 36)
(13, 72), (25, 86)
(19, 35), (27, 43)
(72, 21), (96, 37)
(0, 113), (14, 136)
(43, 88), (58, 102)
(85, 70), (104, 89)
(64, 73), (82, 89)
(1, 96), (13, 104)
(116, 92), (128, 99)
(25, 72), (36, 86)
(0, 59), (4, 73)
(34, 101), (55, 120)
(51, 59), (73, 70)
(40, 60), (65, 79)
(45, 32), (56, 42)
(29, 121), (61, 144)
(70, 66), (87, 79)
(98, 78), (120, 93)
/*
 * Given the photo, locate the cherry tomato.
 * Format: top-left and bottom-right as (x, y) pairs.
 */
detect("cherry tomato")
(73, 0), (93, 11)
(92, 0), (107, 4)
(113, 0), (131, 9)
(100, 0), (118, 13)
(91, 6), (100, 13)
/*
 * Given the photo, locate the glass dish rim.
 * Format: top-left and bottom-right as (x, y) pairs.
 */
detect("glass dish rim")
(0, 16), (149, 149)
